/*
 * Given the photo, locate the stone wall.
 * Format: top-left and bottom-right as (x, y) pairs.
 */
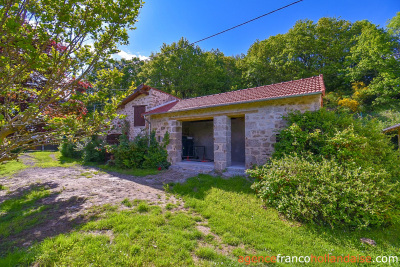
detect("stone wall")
(244, 97), (320, 167)
(149, 89), (177, 109)
(150, 94), (322, 170)
(108, 89), (178, 140)
(214, 116), (231, 170)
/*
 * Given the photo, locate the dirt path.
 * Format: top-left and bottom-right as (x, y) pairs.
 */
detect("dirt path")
(0, 165), (196, 252)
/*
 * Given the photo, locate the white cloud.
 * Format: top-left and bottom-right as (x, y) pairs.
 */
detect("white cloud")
(116, 50), (149, 61)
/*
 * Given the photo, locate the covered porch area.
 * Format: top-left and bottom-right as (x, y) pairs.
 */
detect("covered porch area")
(172, 114), (246, 172)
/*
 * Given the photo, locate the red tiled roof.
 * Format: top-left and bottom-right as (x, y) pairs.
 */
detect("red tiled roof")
(144, 75), (326, 115)
(144, 100), (179, 115)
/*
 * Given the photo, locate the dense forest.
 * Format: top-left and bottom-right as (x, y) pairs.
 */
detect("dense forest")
(90, 14), (400, 114)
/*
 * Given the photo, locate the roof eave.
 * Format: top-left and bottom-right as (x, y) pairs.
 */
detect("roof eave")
(145, 91), (323, 116)
(117, 85), (180, 109)
(383, 123), (400, 133)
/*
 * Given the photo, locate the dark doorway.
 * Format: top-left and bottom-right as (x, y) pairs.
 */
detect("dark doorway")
(182, 120), (214, 162)
(231, 117), (245, 165)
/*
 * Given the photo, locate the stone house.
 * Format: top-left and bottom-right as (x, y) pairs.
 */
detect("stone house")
(107, 84), (180, 142)
(110, 75), (326, 172)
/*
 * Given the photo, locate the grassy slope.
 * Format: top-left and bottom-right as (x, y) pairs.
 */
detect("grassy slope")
(171, 175), (400, 266)
(0, 201), (235, 266)
(0, 159), (398, 266)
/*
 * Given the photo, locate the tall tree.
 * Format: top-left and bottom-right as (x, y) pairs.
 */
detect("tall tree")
(0, 0), (143, 162)
(241, 16), (400, 112)
(242, 17), (358, 94)
(387, 11), (400, 38)
(345, 18), (400, 111)
(88, 57), (145, 91)
(138, 38), (240, 98)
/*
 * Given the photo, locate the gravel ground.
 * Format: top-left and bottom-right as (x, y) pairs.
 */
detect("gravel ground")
(0, 164), (197, 251)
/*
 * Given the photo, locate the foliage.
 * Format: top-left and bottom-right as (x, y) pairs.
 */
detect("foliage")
(90, 14), (399, 113)
(242, 18), (359, 94)
(241, 16), (400, 112)
(112, 131), (170, 169)
(60, 136), (106, 163)
(249, 154), (398, 229)
(273, 109), (400, 181)
(138, 37), (241, 98)
(60, 140), (84, 160)
(82, 136), (107, 163)
(337, 82), (368, 112)
(252, 109), (400, 229)
(345, 18), (400, 111)
(387, 11), (400, 38)
(0, 0), (143, 163)
(88, 57), (145, 93)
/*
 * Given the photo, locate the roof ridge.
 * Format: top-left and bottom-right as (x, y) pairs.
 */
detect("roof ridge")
(147, 99), (179, 111)
(180, 75), (322, 102)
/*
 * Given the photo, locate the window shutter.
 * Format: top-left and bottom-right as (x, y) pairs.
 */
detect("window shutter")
(134, 106), (146, 126)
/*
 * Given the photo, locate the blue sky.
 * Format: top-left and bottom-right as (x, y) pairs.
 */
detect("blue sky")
(115, 0), (400, 60)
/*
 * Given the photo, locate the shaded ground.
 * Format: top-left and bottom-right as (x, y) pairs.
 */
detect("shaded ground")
(1, 155), (399, 266)
(0, 163), (197, 255)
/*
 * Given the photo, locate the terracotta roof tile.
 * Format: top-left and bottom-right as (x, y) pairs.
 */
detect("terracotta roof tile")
(144, 101), (179, 115)
(144, 75), (325, 115)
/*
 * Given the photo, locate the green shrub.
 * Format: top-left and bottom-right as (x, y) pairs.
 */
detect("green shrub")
(82, 136), (106, 163)
(112, 131), (170, 170)
(274, 109), (400, 182)
(251, 109), (400, 229)
(249, 154), (398, 229)
(59, 140), (83, 159)
(60, 136), (107, 163)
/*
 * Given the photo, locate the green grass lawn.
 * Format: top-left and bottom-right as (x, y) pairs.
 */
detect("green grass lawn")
(171, 175), (400, 266)
(0, 151), (75, 178)
(84, 162), (159, 177)
(0, 199), (235, 266)
(0, 186), (53, 255)
(1, 174), (398, 266)
(0, 151), (158, 178)
(0, 160), (27, 177)
(33, 151), (158, 176)
(31, 151), (77, 168)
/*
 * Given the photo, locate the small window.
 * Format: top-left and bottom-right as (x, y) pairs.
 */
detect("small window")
(134, 106), (146, 126)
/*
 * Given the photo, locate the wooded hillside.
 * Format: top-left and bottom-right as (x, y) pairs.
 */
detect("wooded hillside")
(98, 14), (400, 114)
